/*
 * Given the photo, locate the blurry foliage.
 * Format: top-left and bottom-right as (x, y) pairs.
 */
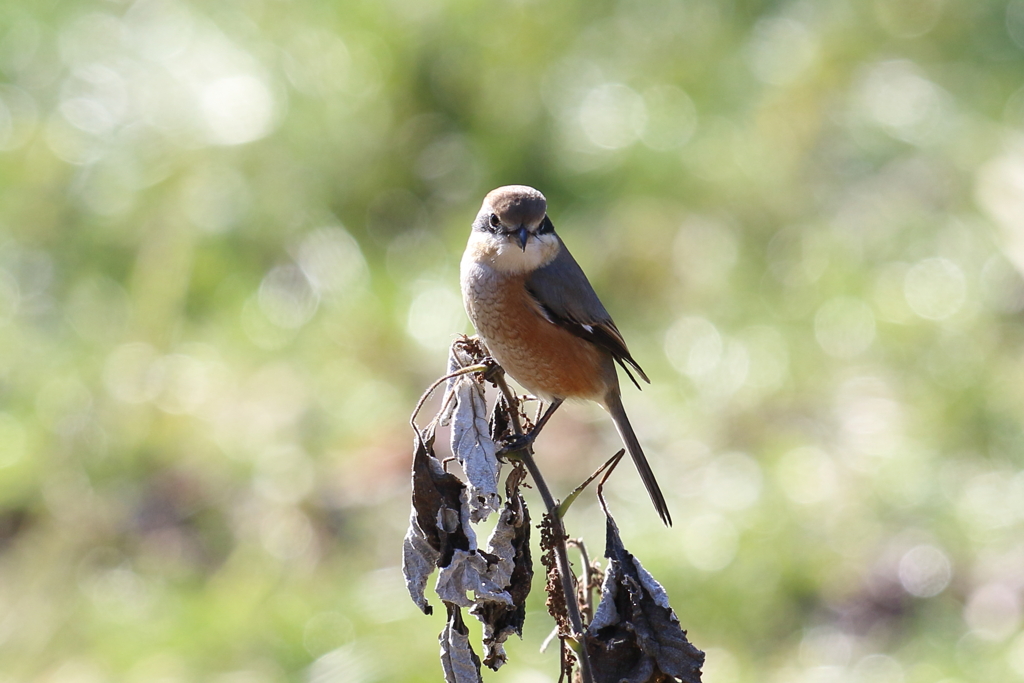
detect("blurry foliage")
(0, 0), (1024, 681)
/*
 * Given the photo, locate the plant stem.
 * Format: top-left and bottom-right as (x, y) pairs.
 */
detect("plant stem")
(493, 373), (594, 683)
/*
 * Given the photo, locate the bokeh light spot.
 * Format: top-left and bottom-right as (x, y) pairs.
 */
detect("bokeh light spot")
(956, 470), (1022, 532)
(672, 216), (737, 289)
(59, 12), (125, 66)
(835, 376), (904, 466)
(738, 326), (789, 393)
(258, 265), (319, 330)
(800, 626), (853, 668)
(283, 29), (351, 97)
(776, 446), (838, 506)
(150, 352), (220, 415)
(665, 316), (750, 401)
(640, 85), (697, 151)
(76, 158), (141, 217)
(903, 257), (966, 321)
(578, 83), (646, 150)
(103, 342), (161, 404)
(1007, 631), (1024, 678)
(201, 75), (276, 145)
(976, 143), (1024, 274)
(704, 452), (762, 511)
(852, 654), (904, 683)
(297, 226), (368, 297)
(856, 60), (946, 144)
(745, 18), (818, 86)
(665, 316), (722, 378)
(415, 133), (479, 202)
(308, 643), (378, 683)
(897, 544), (951, 597)
(683, 513), (739, 572)
(980, 254), (1024, 313)
(124, 0), (195, 62)
(964, 583), (1020, 641)
(45, 110), (105, 164)
(406, 284), (463, 351)
(59, 64), (128, 136)
(814, 297), (876, 359)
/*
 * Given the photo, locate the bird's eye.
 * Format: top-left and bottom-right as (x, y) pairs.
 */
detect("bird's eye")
(488, 213), (500, 230)
(537, 216), (554, 234)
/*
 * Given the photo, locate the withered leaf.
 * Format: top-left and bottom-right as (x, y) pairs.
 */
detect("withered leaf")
(434, 485), (520, 609)
(403, 429), (471, 615)
(471, 492), (533, 670)
(403, 511), (440, 615)
(489, 393), (511, 445)
(441, 342), (501, 523)
(435, 545), (510, 608)
(440, 603), (484, 683)
(586, 515), (704, 683)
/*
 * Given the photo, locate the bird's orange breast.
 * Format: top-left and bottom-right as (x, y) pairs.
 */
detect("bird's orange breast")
(463, 269), (614, 402)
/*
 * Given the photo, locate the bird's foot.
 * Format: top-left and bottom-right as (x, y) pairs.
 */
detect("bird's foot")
(479, 357), (504, 383)
(497, 432), (536, 457)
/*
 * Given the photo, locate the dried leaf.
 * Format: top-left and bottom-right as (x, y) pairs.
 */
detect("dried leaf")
(403, 430), (471, 614)
(403, 509), (440, 615)
(440, 341), (502, 523)
(471, 493), (533, 670)
(586, 515), (704, 683)
(436, 547), (510, 608)
(489, 392), (512, 445)
(433, 483), (518, 609)
(440, 603), (484, 683)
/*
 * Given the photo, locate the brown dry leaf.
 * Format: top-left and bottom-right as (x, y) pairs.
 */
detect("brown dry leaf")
(402, 428), (470, 615)
(471, 492), (533, 670)
(440, 603), (484, 683)
(586, 514), (704, 683)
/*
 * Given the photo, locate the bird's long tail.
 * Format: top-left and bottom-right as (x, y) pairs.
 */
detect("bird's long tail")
(605, 392), (672, 526)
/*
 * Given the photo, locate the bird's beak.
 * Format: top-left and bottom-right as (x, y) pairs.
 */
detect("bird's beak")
(515, 226), (530, 251)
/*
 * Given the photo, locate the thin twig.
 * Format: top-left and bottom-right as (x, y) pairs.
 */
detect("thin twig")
(558, 448), (625, 518)
(540, 626), (559, 653)
(596, 449), (627, 519)
(492, 372), (595, 683)
(568, 538), (594, 622)
(576, 449), (625, 620)
(409, 362), (489, 451)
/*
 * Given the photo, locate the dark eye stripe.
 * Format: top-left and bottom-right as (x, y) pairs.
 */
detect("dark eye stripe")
(537, 216), (554, 235)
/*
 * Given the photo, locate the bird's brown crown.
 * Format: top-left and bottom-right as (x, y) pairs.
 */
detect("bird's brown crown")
(484, 185), (547, 227)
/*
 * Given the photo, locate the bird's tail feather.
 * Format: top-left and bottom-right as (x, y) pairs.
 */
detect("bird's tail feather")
(605, 392), (672, 526)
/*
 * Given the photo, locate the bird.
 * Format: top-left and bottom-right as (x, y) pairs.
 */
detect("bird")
(460, 185), (671, 525)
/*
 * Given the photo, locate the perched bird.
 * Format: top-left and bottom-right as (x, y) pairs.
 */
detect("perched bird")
(460, 185), (671, 525)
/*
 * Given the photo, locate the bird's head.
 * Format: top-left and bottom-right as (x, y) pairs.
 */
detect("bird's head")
(468, 185), (560, 274)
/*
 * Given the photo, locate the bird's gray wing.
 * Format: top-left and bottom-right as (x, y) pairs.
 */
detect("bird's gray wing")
(525, 236), (650, 388)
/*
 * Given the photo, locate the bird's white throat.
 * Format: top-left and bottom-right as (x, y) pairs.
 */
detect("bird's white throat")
(465, 230), (559, 275)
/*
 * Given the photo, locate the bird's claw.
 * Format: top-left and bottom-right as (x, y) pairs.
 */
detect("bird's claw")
(497, 432), (535, 456)
(480, 357), (504, 383)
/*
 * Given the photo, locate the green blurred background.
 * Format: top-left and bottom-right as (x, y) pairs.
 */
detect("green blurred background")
(2, 0), (1024, 681)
